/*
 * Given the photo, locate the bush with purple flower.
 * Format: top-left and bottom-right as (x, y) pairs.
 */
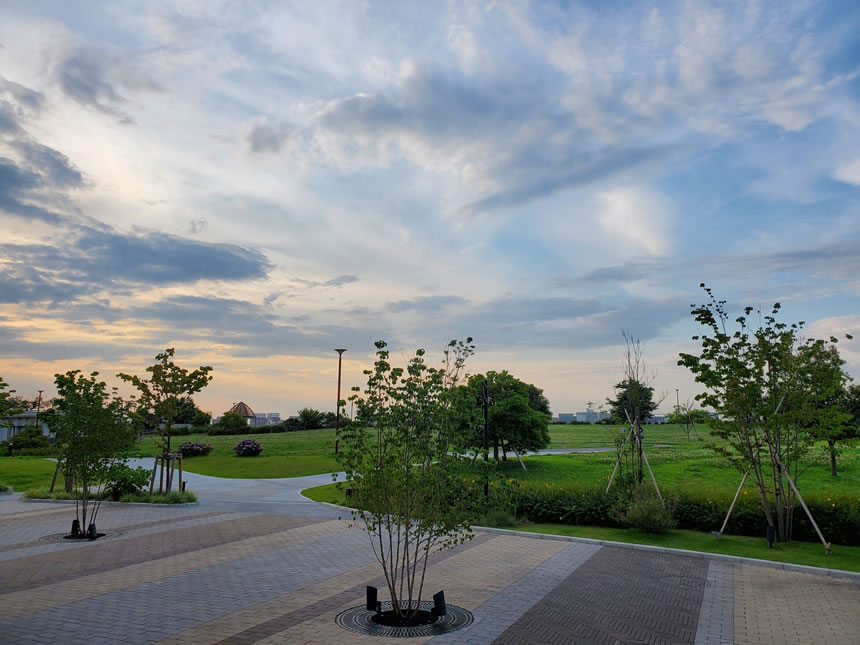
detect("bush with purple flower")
(233, 438), (263, 457)
(179, 442), (213, 457)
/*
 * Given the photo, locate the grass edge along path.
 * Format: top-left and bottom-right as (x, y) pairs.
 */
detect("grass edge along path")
(300, 482), (860, 573)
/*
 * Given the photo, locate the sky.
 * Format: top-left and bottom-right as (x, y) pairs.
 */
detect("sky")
(0, 0), (859, 418)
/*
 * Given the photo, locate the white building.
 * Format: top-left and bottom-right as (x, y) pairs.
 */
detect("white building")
(0, 410), (50, 442)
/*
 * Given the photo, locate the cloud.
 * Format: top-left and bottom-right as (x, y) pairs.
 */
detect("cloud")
(247, 118), (291, 153)
(11, 141), (85, 188)
(0, 227), (272, 294)
(834, 158), (860, 186)
(596, 187), (671, 256)
(0, 75), (45, 113)
(0, 157), (65, 224)
(54, 47), (163, 123)
(289, 274), (359, 289)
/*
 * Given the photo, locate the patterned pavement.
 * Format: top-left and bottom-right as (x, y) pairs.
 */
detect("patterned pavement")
(0, 491), (858, 644)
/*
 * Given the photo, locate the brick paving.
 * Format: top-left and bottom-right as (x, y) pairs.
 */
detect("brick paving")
(1, 491), (858, 645)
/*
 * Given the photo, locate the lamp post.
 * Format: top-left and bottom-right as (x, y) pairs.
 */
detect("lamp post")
(334, 349), (347, 455)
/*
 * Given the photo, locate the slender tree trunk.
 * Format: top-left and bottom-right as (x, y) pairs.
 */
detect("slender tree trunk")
(501, 441), (508, 461)
(493, 438), (499, 461)
(828, 440), (837, 477)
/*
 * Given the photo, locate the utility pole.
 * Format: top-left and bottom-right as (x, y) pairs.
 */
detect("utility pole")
(482, 379), (489, 503)
(35, 390), (43, 427)
(334, 349), (347, 455)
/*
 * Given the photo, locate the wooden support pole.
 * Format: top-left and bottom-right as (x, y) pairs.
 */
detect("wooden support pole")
(50, 460), (61, 493)
(640, 444), (662, 502)
(782, 469), (830, 553)
(149, 456), (158, 494)
(178, 454), (183, 492)
(159, 456), (165, 494)
(719, 463), (752, 536)
(606, 425), (633, 493)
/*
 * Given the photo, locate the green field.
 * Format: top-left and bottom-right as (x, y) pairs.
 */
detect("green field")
(132, 428), (337, 458)
(299, 482), (860, 572)
(0, 457), (62, 491)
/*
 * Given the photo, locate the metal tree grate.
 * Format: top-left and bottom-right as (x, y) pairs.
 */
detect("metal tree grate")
(39, 529), (129, 543)
(336, 601), (473, 638)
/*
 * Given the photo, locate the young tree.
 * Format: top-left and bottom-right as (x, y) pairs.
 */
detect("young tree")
(678, 285), (849, 543)
(457, 371), (551, 461)
(118, 348), (213, 455)
(45, 371), (134, 536)
(338, 339), (477, 621)
(605, 335), (666, 488)
(794, 341), (853, 476)
(0, 376), (22, 437)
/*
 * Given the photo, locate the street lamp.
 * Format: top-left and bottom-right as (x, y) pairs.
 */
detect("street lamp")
(334, 349), (347, 454)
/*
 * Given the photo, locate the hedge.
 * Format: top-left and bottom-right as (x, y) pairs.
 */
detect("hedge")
(509, 485), (860, 545)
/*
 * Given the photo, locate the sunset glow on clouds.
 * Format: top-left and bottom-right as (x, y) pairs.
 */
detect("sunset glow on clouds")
(1, 1), (858, 416)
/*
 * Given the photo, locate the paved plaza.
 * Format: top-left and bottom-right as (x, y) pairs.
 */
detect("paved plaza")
(0, 473), (858, 645)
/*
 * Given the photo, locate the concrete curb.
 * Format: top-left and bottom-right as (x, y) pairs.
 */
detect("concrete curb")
(21, 498), (198, 507)
(475, 526), (860, 580)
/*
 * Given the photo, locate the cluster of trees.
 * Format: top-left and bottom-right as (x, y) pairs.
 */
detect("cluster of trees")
(455, 371), (551, 460)
(679, 285), (858, 543)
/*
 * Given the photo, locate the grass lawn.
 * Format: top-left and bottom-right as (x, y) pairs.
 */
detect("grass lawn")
(299, 482), (860, 572)
(547, 423), (726, 450)
(496, 451), (860, 500)
(132, 428), (337, 458)
(180, 455), (340, 479)
(0, 457), (61, 491)
(516, 523), (860, 573)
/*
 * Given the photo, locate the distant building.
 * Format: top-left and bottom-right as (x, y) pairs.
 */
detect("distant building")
(0, 409), (50, 442)
(558, 413), (576, 423)
(212, 403), (280, 426)
(644, 415), (667, 424)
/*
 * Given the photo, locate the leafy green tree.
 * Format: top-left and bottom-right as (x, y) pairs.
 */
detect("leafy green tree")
(678, 285), (850, 543)
(458, 371), (550, 461)
(217, 411), (248, 430)
(44, 371), (135, 535)
(118, 348), (213, 455)
(339, 339), (477, 620)
(606, 379), (657, 425)
(297, 407), (325, 430)
(666, 407), (711, 424)
(793, 342), (853, 476)
(0, 376), (22, 429)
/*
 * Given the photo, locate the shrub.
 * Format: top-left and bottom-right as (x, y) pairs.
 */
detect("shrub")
(4, 427), (52, 454)
(479, 509), (518, 527)
(179, 442), (213, 457)
(217, 411), (249, 431)
(106, 464), (151, 501)
(612, 485), (677, 533)
(0, 481), (9, 492)
(233, 438), (263, 457)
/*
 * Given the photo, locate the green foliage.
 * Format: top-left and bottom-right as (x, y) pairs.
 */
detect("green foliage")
(612, 485), (677, 533)
(0, 375), (22, 422)
(606, 378), (658, 425)
(106, 465), (151, 500)
(0, 481), (9, 492)
(216, 411), (248, 430)
(2, 426), (52, 454)
(666, 407), (712, 424)
(25, 487), (197, 504)
(339, 338), (477, 618)
(45, 370), (136, 528)
(297, 408), (325, 430)
(678, 284), (853, 542)
(117, 348), (213, 455)
(457, 370), (551, 459)
(479, 509), (518, 527)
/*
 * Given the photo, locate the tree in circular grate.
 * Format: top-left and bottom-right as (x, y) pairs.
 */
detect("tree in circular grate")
(336, 601), (473, 638)
(39, 529), (128, 543)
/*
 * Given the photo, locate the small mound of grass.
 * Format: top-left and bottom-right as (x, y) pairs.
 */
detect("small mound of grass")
(24, 488), (197, 504)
